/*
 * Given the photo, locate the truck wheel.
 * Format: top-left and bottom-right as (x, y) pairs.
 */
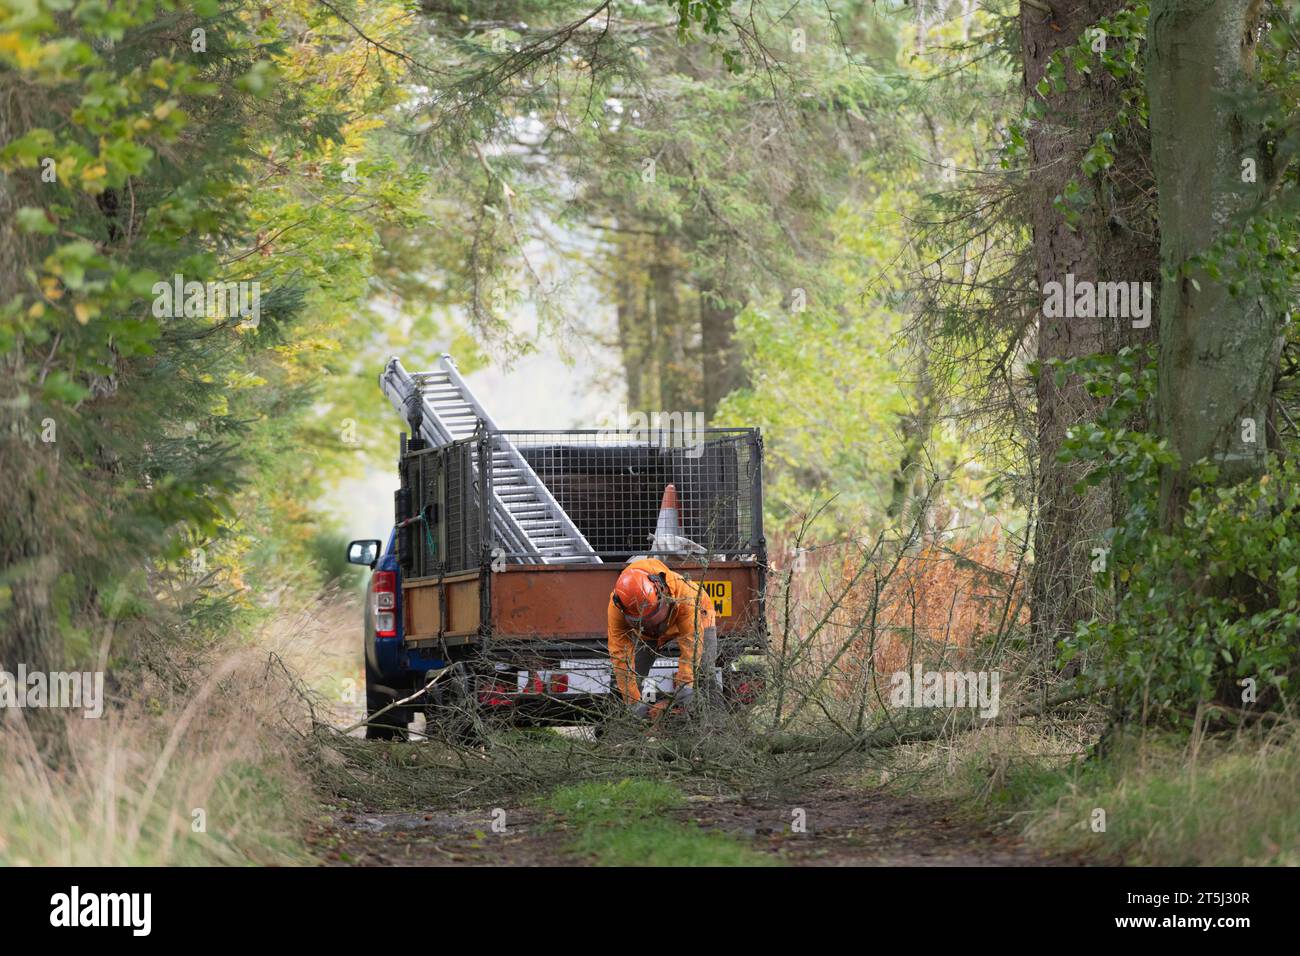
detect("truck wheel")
(365, 661), (409, 741)
(424, 662), (487, 745)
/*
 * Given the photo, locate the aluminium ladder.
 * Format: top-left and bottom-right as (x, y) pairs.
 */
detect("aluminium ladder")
(380, 354), (601, 565)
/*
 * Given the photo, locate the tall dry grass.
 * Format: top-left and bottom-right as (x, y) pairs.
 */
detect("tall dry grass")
(0, 590), (362, 866)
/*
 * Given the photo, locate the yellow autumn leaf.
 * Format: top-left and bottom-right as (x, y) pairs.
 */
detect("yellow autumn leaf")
(0, 33), (46, 70)
(73, 302), (96, 324)
(27, 302), (45, 318)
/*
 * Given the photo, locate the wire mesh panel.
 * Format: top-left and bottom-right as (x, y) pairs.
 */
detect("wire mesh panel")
(399, 428), (763, 573)
(398, 437), (485, 578)
(443, 439), (471, 571)
(496, 429), (763, 562)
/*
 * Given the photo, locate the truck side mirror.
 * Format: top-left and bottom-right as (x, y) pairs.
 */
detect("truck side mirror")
(347, 539), (383, 569)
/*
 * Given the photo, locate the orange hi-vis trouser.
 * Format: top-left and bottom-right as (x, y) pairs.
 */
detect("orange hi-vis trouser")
(607, 558), (717, 705)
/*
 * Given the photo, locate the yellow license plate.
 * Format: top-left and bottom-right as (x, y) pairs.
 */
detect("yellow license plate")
(700, 581), (732, 617)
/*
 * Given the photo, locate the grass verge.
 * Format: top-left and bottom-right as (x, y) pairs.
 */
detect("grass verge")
(0, 651), (312, 865)
(0, 594), (360, 866)
(911, 719), (1300, 865)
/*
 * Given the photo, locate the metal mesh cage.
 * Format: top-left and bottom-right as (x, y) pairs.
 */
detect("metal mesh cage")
(498, 429), (762, 562)
(399, 438), (485, 578)
(442, 440), (481, 572)
(399, 428), (763, 576)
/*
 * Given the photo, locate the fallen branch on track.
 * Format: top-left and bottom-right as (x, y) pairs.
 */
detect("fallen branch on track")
(755, 684), (1096, 755)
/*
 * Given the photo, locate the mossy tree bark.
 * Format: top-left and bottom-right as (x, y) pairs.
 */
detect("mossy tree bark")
(1147, 0), (1283, 526)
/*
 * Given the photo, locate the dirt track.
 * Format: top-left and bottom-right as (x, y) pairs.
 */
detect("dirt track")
(309, 778), (1080, 867)
(315, 678), (1081, 867)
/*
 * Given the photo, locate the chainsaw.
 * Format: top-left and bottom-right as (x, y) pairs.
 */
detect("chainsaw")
(643, 684), (695, 721)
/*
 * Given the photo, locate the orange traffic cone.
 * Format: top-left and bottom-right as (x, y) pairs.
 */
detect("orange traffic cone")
(650, 484), (705, 554)
(653, 484), (682, 546)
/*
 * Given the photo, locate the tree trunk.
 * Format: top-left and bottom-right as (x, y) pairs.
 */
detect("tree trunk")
(651, 240), (684, 412)
(1021, 0), (1159, 662)
(699, 280), (747, 421)
(888, 345), (933, 520)
(1147, 0), (1282, 526)
(615, 273), (646, 410)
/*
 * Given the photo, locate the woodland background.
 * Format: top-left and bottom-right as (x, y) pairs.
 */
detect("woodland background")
(1, 0), (1298, 865)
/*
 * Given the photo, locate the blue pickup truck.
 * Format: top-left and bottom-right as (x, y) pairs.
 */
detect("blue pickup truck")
(349, 532), (420, 739)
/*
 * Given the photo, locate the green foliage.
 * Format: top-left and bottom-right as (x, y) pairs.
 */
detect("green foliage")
(721, 193), (954, 531)
(308, 530), (368, 588)
(0, 0), (432, 673)
(714, 5), (1016, 536)
(1077, 463), (1299, 722)
(1052, 349), (1297, 723)
(1048, 346), (1171, 496)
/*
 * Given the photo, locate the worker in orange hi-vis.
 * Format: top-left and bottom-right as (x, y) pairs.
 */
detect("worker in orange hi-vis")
(607, 557), (718, 718)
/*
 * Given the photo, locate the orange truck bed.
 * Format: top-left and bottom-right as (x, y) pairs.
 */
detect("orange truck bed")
(402, 560), (765, 652)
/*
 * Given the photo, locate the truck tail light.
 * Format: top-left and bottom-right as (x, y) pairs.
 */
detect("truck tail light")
(478, 675), (516, 708)
(372, 571), (397, 637)
(522, 673), (568, 695)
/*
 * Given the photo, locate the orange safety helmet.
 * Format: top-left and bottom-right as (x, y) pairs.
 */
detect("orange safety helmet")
(613, 566), (668, 627)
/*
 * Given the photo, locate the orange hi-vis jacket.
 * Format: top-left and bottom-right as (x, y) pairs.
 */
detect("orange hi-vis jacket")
(607, 558), (716, 704)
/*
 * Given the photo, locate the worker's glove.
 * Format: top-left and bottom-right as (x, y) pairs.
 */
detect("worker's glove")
(630, 701), (651, 720)
(673, 684), (695, 708)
